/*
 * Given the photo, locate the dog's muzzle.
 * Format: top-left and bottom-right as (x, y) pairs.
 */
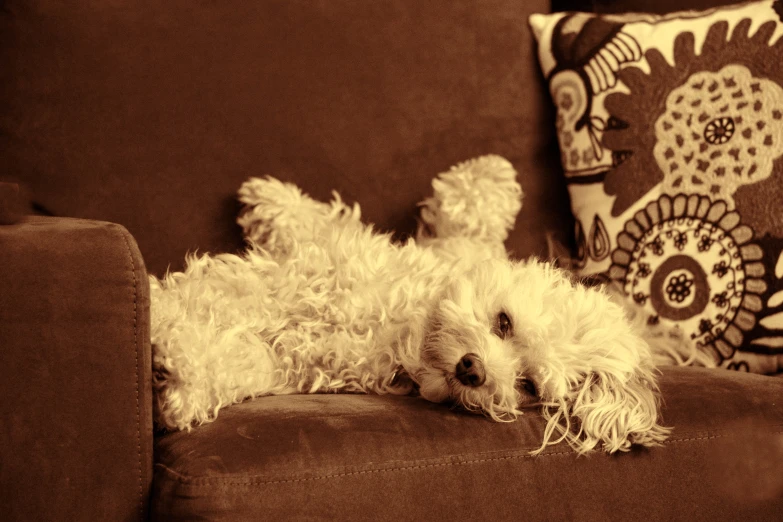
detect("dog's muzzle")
(455, 353), (485, 387)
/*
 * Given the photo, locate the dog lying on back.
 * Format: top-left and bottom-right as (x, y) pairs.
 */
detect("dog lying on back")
(150, 155), (702, 454)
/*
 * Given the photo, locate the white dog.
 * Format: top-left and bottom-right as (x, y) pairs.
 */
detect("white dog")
(150, 155), (701, 454)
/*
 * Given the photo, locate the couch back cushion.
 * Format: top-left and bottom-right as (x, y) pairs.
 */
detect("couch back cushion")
(0, 0), (572, 276)
(554, 0), (742, 14)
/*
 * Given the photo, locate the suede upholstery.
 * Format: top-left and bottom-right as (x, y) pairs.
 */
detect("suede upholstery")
(151, 367), (783, 521)
(0, 182), (24, 224)
(554, 0), (742, 13)
(2, 0), (783, 521)
(0, 217), (153, 521)
(0, 0), (571, 278)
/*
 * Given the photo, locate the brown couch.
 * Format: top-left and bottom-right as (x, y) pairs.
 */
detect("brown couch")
(1, 0), (782, 520)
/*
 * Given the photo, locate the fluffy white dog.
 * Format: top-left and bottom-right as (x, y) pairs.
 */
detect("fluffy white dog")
(150, 155), (700, 454)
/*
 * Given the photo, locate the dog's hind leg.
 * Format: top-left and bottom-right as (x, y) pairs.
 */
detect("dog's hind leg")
(149, 261), (296, 431)
(152, 325), (290, 431)
(237, 176), (361, 257)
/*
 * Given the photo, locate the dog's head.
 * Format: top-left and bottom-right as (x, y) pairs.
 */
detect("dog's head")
(415, 258), (669, 454)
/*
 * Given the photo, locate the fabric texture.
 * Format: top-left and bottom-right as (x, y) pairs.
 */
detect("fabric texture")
(0, 182), (24, 224)
(0, 0), (570, 278)
(531, 0), (783, 374)
(553, 0), (745, 14)
(151, 367), (783, 521)
(0, 217), (153, 522)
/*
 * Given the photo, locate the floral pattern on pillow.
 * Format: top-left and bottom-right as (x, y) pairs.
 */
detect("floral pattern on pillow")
(530, 0), (783, 374)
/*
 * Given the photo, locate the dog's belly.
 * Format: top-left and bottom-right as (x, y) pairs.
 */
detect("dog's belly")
(149, 228), (481, 430)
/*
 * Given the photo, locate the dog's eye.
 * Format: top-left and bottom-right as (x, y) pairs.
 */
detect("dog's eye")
(495, 312), (512, 339)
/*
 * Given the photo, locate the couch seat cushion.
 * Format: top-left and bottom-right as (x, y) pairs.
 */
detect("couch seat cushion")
(152, 367), (783, 521)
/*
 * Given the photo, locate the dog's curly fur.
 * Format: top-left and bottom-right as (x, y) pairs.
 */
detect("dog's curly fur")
(150, 155), (702, 454)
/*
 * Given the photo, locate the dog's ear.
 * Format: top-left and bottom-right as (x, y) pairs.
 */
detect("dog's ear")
(539, 367), (670, 455)
(571, 368), (670, 453)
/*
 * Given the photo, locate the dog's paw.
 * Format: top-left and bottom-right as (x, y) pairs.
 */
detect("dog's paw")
(237, 177), (363, 254)
(382, 368), (417, 396)
(417, 155), (522, 245)
(237, 176), (364, 256)
(237, 177), (319, 247)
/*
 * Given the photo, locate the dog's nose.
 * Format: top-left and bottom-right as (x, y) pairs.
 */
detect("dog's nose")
(455, 353), (486, 387)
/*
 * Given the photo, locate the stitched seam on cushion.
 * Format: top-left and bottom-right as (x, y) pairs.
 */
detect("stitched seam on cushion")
(665, 426), (783, 444)
(157, 428), (783, 487)
(118, 226), (144, 520)
(155, 449), (575, 487)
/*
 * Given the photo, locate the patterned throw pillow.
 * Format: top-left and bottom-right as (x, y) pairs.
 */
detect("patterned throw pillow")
(530, 0), (783, 374)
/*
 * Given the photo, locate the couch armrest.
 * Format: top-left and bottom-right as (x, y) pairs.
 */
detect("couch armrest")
(0, 216), (152, 522)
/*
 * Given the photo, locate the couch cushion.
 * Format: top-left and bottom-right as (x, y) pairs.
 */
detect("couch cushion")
(0, 0), (571, 277)
(151, 367), (783, 521)
(554, 0), (745, 15)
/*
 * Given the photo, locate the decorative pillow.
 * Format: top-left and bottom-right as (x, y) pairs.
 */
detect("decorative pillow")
(530, 0), (783, 374)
